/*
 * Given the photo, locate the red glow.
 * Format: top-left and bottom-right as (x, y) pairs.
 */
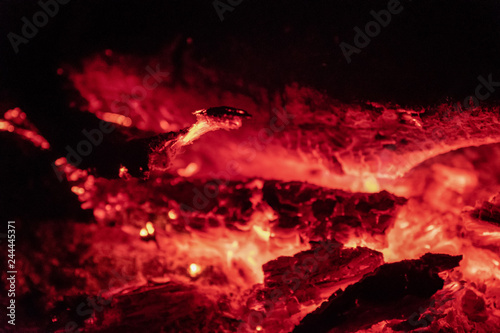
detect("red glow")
(10, 51), (500, 332)
(1, 108), (50, 149)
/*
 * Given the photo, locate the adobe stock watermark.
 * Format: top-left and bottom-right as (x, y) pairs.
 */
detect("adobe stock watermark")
(375, 72), (499, 173)
(213, 0), (243, 22)
(429, 73), (499, 144)
(63, 266), (136, 333)
(52, 64), (169, 181)
(340, 0), (404, 64)
(178, 106), (295, 223)
(445, 73), (500, 116)
(7, 0), (72, 54)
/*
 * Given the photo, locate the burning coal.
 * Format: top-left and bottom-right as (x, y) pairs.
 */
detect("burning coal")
(3, 49), (500, 333)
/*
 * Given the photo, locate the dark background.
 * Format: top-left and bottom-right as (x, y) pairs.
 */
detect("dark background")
(1, 0), (500, 220)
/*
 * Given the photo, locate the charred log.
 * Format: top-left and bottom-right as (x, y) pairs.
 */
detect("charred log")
(293, 253), (462, 333)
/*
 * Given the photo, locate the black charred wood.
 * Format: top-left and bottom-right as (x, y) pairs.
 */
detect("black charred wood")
(293, 253), (462, 333)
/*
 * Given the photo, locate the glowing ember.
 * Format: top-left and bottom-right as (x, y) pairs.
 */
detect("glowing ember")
(139, 228), (148, 237)
(145, 221), (155, 235)
(252, 225), (271, 241)
(168, 209), (178, 220)
(188, 263), (201, 278)
(8, 51), (500, 333)
(119, 166), (130, 179)
(70, 186), (85, 195)
(139, 222), (156, 241)
(101, 112), (132, 127)
(362, 175), (380, 193)
(1, 107), (50, 149)
(177, 162), (199, 177)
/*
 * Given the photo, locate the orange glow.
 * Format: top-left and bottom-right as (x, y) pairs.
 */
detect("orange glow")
(71, 186), (85, 195)
(188, 263), (201, 278)
(118, 166), (130, 179)
(252, 225), (271, 241)
(160, 120), (170, 130)
(139, 228), (148, 237)
(145, 222), (155, 235)
(0, 108), (50, 149)
(168, 210), (177, 219)
(6, 53), (500, 332)
(101, 112), (133, 127)
(362, 175), (380, 193)
(177, 162), (199, 177)
(55, 157), (66, 166)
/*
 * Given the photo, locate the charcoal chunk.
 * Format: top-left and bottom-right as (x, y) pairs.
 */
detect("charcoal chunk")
(293, 253), (462, 333)
(262, 243), (383, 302)
(263, 182), (282, 210)
(312, 199), (336, 221)
(262, 180), (407, 245)
(276, 212), (301, 228)
(470, 201), (500, 226)
(241, 243), (383, 332)
(461, 290), (488, 322)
